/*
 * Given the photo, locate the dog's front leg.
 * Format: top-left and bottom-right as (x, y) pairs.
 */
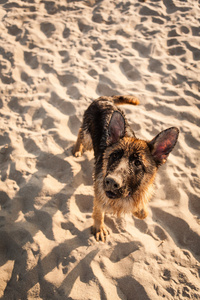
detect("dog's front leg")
(133, 201), (148, 220)
(92, 200), (109, 242)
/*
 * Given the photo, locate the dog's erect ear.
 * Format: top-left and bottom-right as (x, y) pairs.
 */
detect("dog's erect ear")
(148, 127), (179, 165)
(108, 111), (125, 145)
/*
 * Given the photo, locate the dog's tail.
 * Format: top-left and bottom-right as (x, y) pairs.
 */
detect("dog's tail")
(112, 95), (140, 106)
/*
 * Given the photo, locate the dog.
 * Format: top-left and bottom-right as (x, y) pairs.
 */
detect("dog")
(72, 96), (179, 242)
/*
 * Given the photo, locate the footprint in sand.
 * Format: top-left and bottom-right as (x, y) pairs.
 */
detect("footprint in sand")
(50, 92), (76, 116)
(183, 41), (200, 61)
(106, 40), (123, 51)
(42, 1), (59, 15)
(63, 26), (70, 39)
(148, 57), (165, 75)
(167, 64), (176, 71)
(184, 132), (200, 150)
(68, 115), (81, 136)
(168, 46), (186, 57)
(0, 49), (15, 84)
(24, 51), (39, 69)
(139, 5), (160, 17)
(110, 241), (142, 263)
(191, 26), (200, 37)
(40, 22), (56, 38)
(67, 86), (81, 100)
(167, 38), (180, 47)
(59, 50), (69, 63)
(175, 98), (190, 106)
(96, 75), (119, 96)
(145, 84), (157, 92)
(117, 276), (148, 299)
(189, 192), (200, 217)
(75, 195), (93, 213)
(162, 269), (171, 281)
(21, 72), (34, 85)
(152, 17), (165, 25)
(7, 24), (22, 38)
(58, 73), (78, 87)
(42, 116), (56, 130)
(120, 59), (141, 81)
(78, 18), (93, 33)
(168, 28), (180, 38)
(134, 218), (148, 234)
(163, 0), (191, 14)
(152, 208), (200, 257)
(132, 41), (151, 58)
(180, 26), (190, 34)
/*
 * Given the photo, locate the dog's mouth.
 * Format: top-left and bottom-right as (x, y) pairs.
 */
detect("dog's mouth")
(105, 191), (118, 199)
(105, 190), (132, 199)
(105, 190), (132, 200)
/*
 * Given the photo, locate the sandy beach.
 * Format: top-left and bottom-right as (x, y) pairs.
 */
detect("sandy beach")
(0, 0), (200, 299)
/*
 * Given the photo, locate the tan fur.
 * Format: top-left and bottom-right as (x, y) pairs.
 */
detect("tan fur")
(111, 95), (140, 106)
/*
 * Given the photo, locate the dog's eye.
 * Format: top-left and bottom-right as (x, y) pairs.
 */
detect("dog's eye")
(129, 154), (142, 167)
(129, 153), (137, 162)
(135, 159), (141, 167)
(109, 150), (124, 164)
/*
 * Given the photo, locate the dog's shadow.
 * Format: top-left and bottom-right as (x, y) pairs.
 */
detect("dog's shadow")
(1, 139), (99, 298)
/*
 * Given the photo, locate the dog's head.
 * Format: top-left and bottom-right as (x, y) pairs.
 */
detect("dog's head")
(101, 111), (179, 218)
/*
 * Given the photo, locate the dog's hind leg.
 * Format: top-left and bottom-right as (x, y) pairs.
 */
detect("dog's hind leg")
(72, 128), (93, 157)
(72, 128), (84, 157)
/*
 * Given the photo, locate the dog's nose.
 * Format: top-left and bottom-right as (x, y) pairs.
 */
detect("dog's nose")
(105, 177), (120, 191)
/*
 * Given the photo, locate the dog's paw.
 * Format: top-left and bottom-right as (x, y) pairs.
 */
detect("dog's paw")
(72, 147), (83, 157)
(133, 208), (148, 220)
(73, 150), (82, 157)
(91, 225), (109, 242)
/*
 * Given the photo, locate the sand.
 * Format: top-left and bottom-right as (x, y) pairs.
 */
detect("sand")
(0, 0), (200, 299)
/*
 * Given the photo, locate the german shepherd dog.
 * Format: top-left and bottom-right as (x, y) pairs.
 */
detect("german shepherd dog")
(72, 96), (179, 242)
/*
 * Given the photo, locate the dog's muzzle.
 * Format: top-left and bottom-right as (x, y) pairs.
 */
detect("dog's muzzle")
(104, 176), (124, 199)
(104, 175), (138, 199)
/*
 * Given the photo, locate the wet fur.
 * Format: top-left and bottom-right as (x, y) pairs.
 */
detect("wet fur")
(72, 96), (179, 242)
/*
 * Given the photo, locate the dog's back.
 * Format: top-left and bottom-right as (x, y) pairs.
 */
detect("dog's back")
(80, 96), (139, 157)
